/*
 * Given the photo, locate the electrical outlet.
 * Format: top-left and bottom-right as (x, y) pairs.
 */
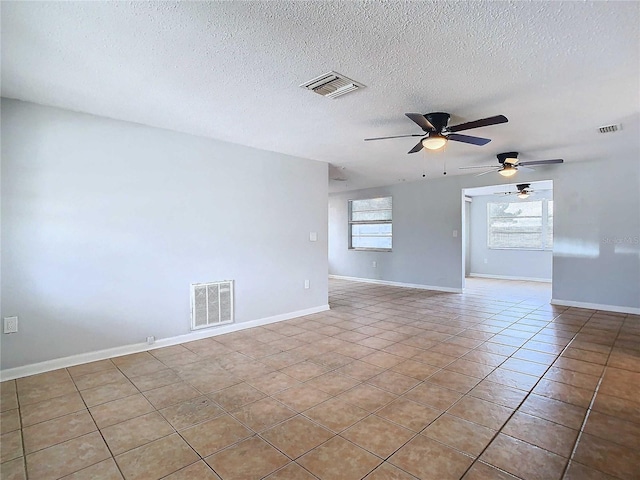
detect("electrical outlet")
(146, 336), (155, 345)
(372, 261), (377, 268)
(484, 258), (488, 264)
(309, 232), (318, 242)
(304, 280), (310, 289)
(4, 316), (18, 334)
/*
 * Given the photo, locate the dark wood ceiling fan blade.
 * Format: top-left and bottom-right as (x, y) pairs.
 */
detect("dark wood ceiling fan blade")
(459, 165), (498, 169)
(518, 159), (564, 166)
(448, 133), (491, 146)
(448, 115), (508, 132)
(405, 113), (434, 131)
(364, 134), (424, 141)
(408, 140), (424, 154)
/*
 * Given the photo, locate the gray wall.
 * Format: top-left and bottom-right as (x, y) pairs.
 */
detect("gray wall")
(468, 190), (553, 280)
(1, 99), (329, 370)
(329, 154), (640, 310)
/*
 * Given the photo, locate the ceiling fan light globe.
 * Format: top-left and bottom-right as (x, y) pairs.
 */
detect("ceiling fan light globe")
(422, 134), (447, 150)
(518, 192), (530, 199)
(499, 167), (517, 177)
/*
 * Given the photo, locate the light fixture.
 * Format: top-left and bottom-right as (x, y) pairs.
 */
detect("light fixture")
(498, 165), (517, 177)
(422, 134), (448, 150)
(517, 192), (530, 199)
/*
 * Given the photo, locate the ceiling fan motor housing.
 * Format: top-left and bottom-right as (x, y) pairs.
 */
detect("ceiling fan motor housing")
(497, 152), (519, 164)
(424, 112), (451, 132)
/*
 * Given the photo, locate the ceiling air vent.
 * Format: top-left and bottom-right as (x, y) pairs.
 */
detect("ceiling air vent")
(598, 124), (622, 134)
(300, 71), (364, 99)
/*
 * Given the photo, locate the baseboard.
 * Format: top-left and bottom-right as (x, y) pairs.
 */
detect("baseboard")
(551, 299), (640, 315)
(468, 273), (552, 283)
(329, 275), (462, 294)
(0, 304), (330, 381)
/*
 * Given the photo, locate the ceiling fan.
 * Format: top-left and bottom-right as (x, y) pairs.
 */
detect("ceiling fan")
(497, 183), (536, 199)
(460, 152), (564, 177)
(365, 112), (508, 154)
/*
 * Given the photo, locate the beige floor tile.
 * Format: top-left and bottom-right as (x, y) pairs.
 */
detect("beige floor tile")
(403, 382), (463, 410)
(480, 433), (567, 480)
(231, 397), (296, 432)
(16, 379), (77, 406)
(115, 433), (198, 480)
(0, 430), (23, 464)
(67, 360), (117, 379)
(562, 461), (619, 480)
(361, 351), (405, 369)
(335, 360), (385, 381)
(363, 462), (418, 479)
(305, 372), (361, 396)
(208, 382), (266, 410)
(23, 410), (97, 454)
(532, 379), (594, 408)
(180, 413), (252, 457)
(19, 392), (86, 428)
(389, 434), (474, 480)
(279, 361), (330, 381)
(426, 369), (480, 394)
(101, 411), (174, 455)
(462, 461), (520, 479)
(336, 384), (398, 412)
(143, 381), (201, 410)
(448, 396), (514, 430)
(445, 359), (496, 379)
(501, 411), (578, 457)
(274, 384), (332, 412)
(246, 371), (302, 395)
(303, 397), (369, 433)
(0, 409), (20, 434)
(0, 387), (19, 413)
(263, 462), (317, 479)
(423, 414), (496, 457)
(73, 369), (128, 391)
(261, 415), (333, 459)
(468, 379), (528, 409)
(298, 436), (381, 480)
(60, 458), (123, 480)
(89, 393), (155, 429)
(518, 394), (586, 430)
(366, 370), (420, 395)
(26, 431), (111, 480)
(0, 457), (27, 480)
(591, 391), (640, 425)
(162, 461), (221, 480)
(342, 415), (414, 458)
(79, 379), (139, 407)
(127, 368), (182, 391)
(484, 368), (539, 392)
(376, 397), (442, 432)
(390, 359), (440, 380)
(160, 396), (223, 430)
(573, 432), (640, 478)
(205, 436), (289, 480)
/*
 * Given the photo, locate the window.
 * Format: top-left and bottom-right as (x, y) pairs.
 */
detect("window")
(488, 199), (553, 250)
(349, 196), (392, 250)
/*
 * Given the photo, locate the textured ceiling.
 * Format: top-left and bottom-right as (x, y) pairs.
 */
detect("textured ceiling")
(2, 1), (638, 191)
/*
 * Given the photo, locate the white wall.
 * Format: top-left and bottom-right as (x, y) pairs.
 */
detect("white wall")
(468, 190), (553, 281)
(329, 154), (640, 312)
(1, 99), (329, 370)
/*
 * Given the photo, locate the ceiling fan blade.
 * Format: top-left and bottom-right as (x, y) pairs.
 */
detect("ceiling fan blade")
(364, 134), (424, 141)
(448, 115), (509, 133)
(405, 113), (434, 131)
(459, 165), (497, 170)
(408, 140), (424, 154)
(518, 159), (564, 166)
(448, 133), (491, 146)
(475, 169), (498, 177)
(518, 166), (534, 172)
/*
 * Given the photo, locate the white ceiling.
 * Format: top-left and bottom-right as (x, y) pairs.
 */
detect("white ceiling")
(2, 1), (638, 192)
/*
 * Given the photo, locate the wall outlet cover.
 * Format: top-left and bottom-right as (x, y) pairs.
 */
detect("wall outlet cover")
(4, 316), (18, 334)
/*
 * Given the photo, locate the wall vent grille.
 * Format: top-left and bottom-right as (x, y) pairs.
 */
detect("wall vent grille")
(190, 280), (234, 330)
(300, 71), (365, 99)
(598, 124), (621, 133)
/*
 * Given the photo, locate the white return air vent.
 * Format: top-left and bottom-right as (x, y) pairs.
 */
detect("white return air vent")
(190, 281), (234, 330)
(300, 71), (365, 98)
(598, 123), (622, 134)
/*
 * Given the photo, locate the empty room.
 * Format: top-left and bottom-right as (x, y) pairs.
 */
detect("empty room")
(1, 2), (639, 480)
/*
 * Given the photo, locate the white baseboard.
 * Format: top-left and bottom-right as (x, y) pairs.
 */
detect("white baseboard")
(468, 273), (552, 283)
(329, 275), (462, 294)
(0, 304), (330, 382)
(551, 299), (640, 315)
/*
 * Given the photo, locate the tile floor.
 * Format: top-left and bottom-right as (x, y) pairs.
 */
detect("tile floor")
(1, 277), (639, 480)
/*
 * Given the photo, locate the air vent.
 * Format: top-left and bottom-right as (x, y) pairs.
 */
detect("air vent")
(190, 281), (234, 330)
(300, 71), (365, 99)
(598, 124), (622, 133)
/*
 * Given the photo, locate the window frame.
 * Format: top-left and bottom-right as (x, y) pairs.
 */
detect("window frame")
(487, 198), (554, 251)
(348, 196), (393, 252)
